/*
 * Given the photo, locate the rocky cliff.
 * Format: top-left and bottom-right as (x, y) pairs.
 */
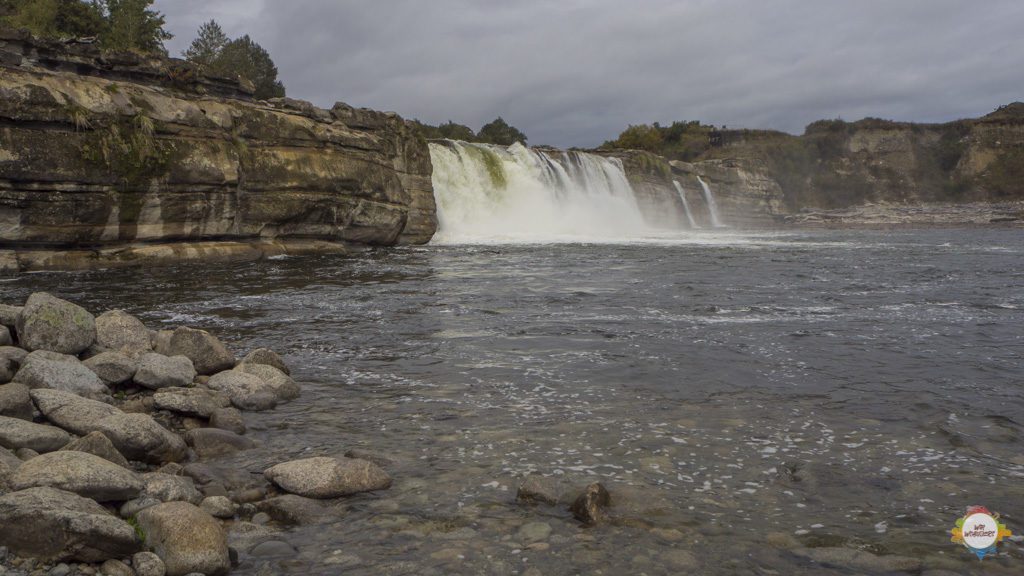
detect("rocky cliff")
(0, 29), (436, 273)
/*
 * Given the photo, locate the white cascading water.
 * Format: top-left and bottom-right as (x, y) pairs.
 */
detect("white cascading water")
(697, 175), (725, 228)
(429, 141), (653, 243)
(672, 180), (699, 229)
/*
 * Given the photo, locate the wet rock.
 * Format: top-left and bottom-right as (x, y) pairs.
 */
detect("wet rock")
(15, 293), (96, 355)
(94, 414), (188, 464)
(209, 407), (245, 435)
(152, 388), (229, 419)
(82, 351), (137, 386)
(255, 494), (335, 526)
(135, 354), (197, 390)
(98, 559), (133, 576)
(132, 551), (166, 576)
(10, 450), (143, 501)
(234, 363), (300, 401)
(0, 325), (11, 347)
(205, 371), (278, 412)
(517, 522), (552, 543)
(0, 383), (33, 421)
(31, 389), (120, 435)
(239, 348), (290, 375)
(791, 547), (922, 573)
(0, 415), (70, 452)
(516, 474), (567, 505)
(662, 549), (699, 570)
(0, 487), (140, 562)
(59, 431), (131, 469)
(136, 502), (230, 576)
(95, 310), (153, 356)
(264, 457), (392, 499)
(570, 483), (611, 526)
(200, 496), (236, 519)
(343, 448), (395, 468)
(13, 351), (109, 400)
(142, 473), (203, 505)
(183, 428), (256, 459)
(249, 540), (296, 557)
(154, 328), (235, 376)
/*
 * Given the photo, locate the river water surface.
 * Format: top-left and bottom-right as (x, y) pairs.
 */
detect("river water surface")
(4, 229), (1023, 575)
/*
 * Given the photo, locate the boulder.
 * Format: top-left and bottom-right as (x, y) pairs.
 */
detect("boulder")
(240, 348), (290, 375)
(264, 457), (392, 499)
(135, 354), (197, 390)
(155, 327), (235, 376)
(0, 415), (70, 452)
(517, 474), (569, 505)
(141, 473), (203, 505)
(15, 293), (96, 355)
(83, 351), (138, 385)
(0, 303), (22, 328)
(0, 382), (33, 420)
(206, 370), (278, 411)
(0, 355), (13, 385)
(200, 495), (237, 519)
(133, 551), (167, 576)
(31, 388), (121, 435)
(10, 450), (143, 501)
(183, 428), (256, 459)
(60, 431), (131, 468)
(99, 559), (135, 576)
(13, 351), (110, 400)
(0, 487), (140, 562)
(235, 363), (300, 401)
(0, 445), (22, 487)
(570, 483), (611, 526)
(0, 345), (28, 369)
(209, 406), (246, 435)
(136, 501), (230, 576)
(153, 387), (230, 418)
(94, 413), (188, 464)
(0, 325), (11, 346)
(95, 310), (153, 355)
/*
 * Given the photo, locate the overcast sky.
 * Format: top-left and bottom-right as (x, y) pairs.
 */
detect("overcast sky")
(155, 0), (1024, 148)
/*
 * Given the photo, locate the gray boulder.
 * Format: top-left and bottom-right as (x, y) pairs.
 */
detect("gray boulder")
(183, 428), (256, 459)
(235, 363), (300, 401)
(99, 559), (135, 576)
(200, 495), (237, 519)
(83, 351), (137, 385)
(10, 450), (143, 501)
(141, 473), (204, 505)
(0, 325), (11, 346)
(136, 501), (230, 576)
(95, 310), (153, 355)
(0, 415), (70, 452)
(31, 388), (121, 435)
(0, 303), (22, 328)
(13, 351), (109, 400)
(205, 371), (278, 412)
(94, 413), (188, 464)
(135, 354), (197, 390)
(152, 387), (229, 418)
(240, 348), (290, 375)
(264, 457), (392, 499)
(133, 551), (167, 576)
(60, 431), (131, 468)
(0, 445), (22, 487)
(209, 407), (245, 435)
(154, 327), (235, 376)
(0, 487), (140, 562)
(0, 355), (13, 385)
(15, 293), (96, 355)
(517, 474), (570, 505)
(0, 345), (28, 368)
(0, 382), (33, 420)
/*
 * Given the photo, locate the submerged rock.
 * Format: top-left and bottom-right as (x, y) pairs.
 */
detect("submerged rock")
(0, 415), (70, 452)
(136, 501), (230, 576)
(264, 457), (392, 499)
(255, 494), (337, 526)
(517, 474), (569, 505)
(209, 406), (246, 435)
(10, 450), (143, 501)
(791, 547), (921, 573)
(240, 348), (290, 375)
(0, 487), (140, 562)
(570, 483), (611, 526)
(183, 428), (256, 459)
(155, 327), (235, 376)
(15, 293), (96, 355)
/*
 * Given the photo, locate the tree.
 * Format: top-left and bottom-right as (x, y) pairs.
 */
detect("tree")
(209, 35), (285, 99)
(102, 0), (171, 54)
(476, 117), (528, 146)
(183, 19), (228, 67)
(0, 0), (106, 39)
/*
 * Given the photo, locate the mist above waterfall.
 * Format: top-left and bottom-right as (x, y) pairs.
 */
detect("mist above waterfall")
(429, 141), (655, 244)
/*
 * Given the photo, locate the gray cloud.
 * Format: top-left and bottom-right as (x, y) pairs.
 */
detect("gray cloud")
(155, 0), (1024, 148)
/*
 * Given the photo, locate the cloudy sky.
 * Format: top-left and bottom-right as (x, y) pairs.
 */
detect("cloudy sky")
(155, 0), (1024, 148)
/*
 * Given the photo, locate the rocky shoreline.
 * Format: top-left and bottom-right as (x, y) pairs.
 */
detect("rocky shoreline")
(782, 200), (1024, 227)
(0, 293), (395, 576)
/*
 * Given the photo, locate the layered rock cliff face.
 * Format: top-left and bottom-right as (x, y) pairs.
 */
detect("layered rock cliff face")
(0, 30), (436, 272)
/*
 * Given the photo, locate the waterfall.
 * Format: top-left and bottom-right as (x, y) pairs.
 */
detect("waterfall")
(672, 180), (699, 229)
(428, 141), (652, 243)
(697, 176), (725, 228)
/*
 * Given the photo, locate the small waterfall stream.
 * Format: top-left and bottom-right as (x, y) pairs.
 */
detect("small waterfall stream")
(672, 180), (699, 229)
(697, 176), (725, 228)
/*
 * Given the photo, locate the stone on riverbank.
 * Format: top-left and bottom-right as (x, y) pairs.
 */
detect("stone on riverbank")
(264, 457), (392, 499)
(0, 304), (22, 329)
(60, 431), (131, 468)
(200, 495), (237, 519)
(13, 351), (109, 400)
(133, 551), (168, 576)
(95, 310), (153, 355)
(235, 363), (300, 401)
(15, 293), (96, 355)
(0, 382), (33, 420)
(240, 348), (290, 375)
(10, 451), (142, 501)
(0, 346), (28, 369)
(0, 355), (14, 385)
(153, 387), (230, 418)
(570, 483), (611, 526)
(94, 413), (188, 464)
(136, 501), (230, 576)
(155, 327), (235, 376)
(209, 407), (246, 435)
(135, 354), (197, 390)
(0, 415), (70, 452)
(0, 487), (140, 562)
(83, 351), (137, 385)
(206, 371), (278, 412)
(184, 428), (256, 459)
(141, 473), (204, 505)
(30, 388), (120, 435)
(0, 325), (11, 347)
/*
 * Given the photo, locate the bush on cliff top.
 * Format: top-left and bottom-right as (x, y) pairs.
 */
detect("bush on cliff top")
(0, 0), (172, 54)
(183, 20), (286, 100)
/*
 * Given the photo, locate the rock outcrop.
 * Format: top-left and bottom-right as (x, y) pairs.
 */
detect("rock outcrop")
(0, 29), (436, 273)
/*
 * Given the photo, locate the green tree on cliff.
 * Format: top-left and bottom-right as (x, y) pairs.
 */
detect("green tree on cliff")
(100, 0), (171, 53)
(183, 22), (286, 100)
(0, 0), (107, 39)
(182, 19), (228, 67)
(476, 117), (528, 146)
